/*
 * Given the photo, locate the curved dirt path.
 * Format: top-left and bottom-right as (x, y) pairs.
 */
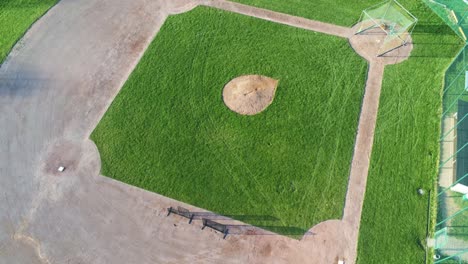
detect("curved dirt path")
(0, 0), (398, 263)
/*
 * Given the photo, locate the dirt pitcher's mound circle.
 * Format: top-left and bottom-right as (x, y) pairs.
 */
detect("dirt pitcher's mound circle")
(223, 75), (279, 115)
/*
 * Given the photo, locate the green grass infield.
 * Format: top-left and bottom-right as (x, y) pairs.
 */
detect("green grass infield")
(91, 6), (367, 235)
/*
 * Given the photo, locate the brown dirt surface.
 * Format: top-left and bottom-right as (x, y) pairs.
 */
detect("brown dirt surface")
(203, 0), (352, 38)
(349, 21), (412, 65)
(2, 0), (392, 263)
(222, 75), (278, 115)
(41, 139), (83, 176)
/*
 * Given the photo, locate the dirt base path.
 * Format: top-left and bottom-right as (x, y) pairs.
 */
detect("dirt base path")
(342, 61), (385, 261)
(203, 0), (352, 38)
(0, 1), (410, 264)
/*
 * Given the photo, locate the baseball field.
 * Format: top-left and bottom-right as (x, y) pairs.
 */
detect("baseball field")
(2, 0), (465, 263)
(91, 6), (368, 234)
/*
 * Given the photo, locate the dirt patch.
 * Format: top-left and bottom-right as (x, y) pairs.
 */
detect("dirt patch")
(41, 140), (83, 176)
(4, 0), (391, 263)
(259, 243), (272, 257)
(222, 75), (278, 115)
(349, 22), (412, 65)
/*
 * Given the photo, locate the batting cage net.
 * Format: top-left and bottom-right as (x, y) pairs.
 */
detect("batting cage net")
(356, 0), (417, 56)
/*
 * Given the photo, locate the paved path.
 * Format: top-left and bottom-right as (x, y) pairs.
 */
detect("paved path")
(0, 0), (407, 263)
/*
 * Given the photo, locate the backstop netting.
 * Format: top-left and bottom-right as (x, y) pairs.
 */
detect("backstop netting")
(356, 0), (417, 56)
(435, 45), (468, 263)
(424, 0), (468, 41)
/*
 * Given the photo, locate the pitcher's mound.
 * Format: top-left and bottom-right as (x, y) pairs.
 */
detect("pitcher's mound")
(223, 75), (278, 115)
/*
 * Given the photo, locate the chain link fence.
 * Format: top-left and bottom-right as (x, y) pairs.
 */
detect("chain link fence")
(433, 43), (468, 263)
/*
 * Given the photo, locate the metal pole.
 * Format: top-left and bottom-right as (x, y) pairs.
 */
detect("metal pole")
(443, 64), (468, 95)
(442, 45), (468, 94)
(442, 89), (468, 117)
(382, 0), (393, 24)
(435, 248), (468, 263)
(438, 172), (468, 196)
(436, 206), (468, 227)
(439, 141), (468, 169)
(440, 112), (468, 141)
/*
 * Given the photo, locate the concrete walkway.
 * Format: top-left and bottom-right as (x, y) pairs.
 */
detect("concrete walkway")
(0, 0), (409, 263)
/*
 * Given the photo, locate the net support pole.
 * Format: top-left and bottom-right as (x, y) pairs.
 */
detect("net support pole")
(381, 0), (393, 25)
(440, 112), (468, 141)
(442, 88), (468, 117)
(439, 141), (468, 169)
(437, 173), (468, 196)
(436, 206), (468, 227)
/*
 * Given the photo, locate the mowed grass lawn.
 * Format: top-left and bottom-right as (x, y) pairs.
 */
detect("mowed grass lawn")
(232, 0), (381, 27)
(92, 7), (367, 234)
(0, 0), (57, 64)
(231, 0), (464, 262)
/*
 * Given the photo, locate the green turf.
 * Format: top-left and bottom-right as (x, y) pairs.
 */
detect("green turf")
(231, 0), (382, 27)
(357, 2), (463, 262)
(0, 0), (58, 64)
(229, 0), (464, 263)
(91, 6), (367, 235)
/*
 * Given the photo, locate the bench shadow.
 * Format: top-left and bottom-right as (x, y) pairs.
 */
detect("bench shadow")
(190, 211), (279, 221)
(167, 207), (314, 238)
(226, 224), (314, 236)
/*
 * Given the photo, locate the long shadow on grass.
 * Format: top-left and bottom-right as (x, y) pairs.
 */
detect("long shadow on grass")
(191, 212), (279, 221)
(408, 44), (462, 58)
(353, 29), (460, 58)
(408, 23), (463, 58)
(226, 224), (314, 237)
(413, 24), (458, 35)
(188, 211), (314, 237)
